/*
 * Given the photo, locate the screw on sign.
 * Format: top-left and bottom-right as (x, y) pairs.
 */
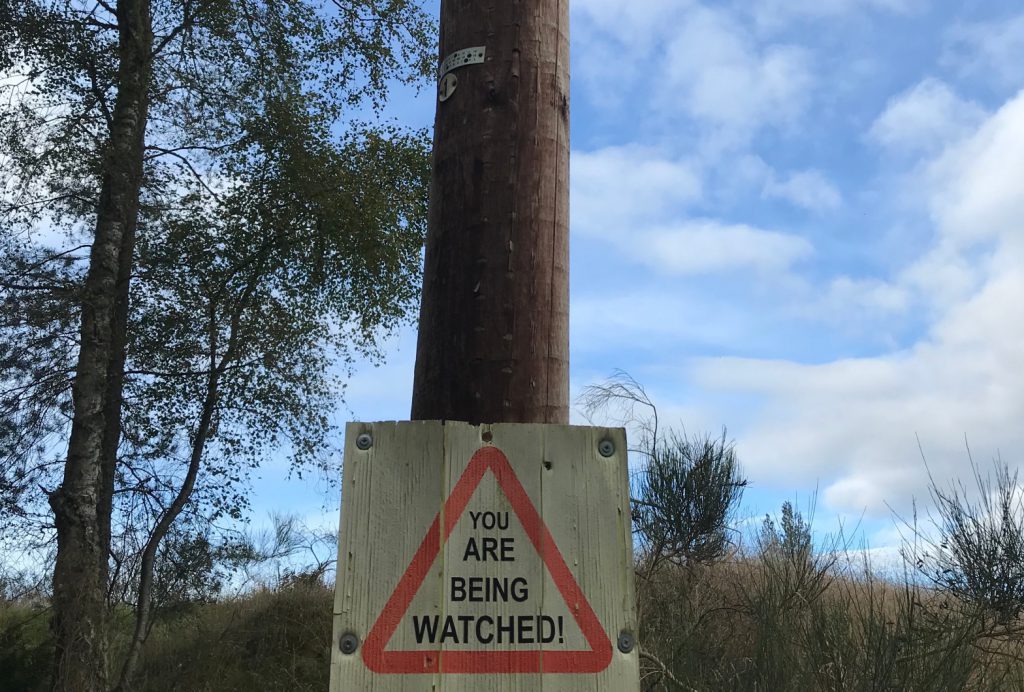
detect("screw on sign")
(340, 632), (360, 655)
(329, 422), (640, 690)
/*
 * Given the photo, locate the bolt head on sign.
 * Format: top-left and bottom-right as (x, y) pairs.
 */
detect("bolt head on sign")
(330, 421), (640, 691)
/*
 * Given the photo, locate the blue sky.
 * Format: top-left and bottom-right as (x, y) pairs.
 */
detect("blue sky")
(254, 0), (1024, 562)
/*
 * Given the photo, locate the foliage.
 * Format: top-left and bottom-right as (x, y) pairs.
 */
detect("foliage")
(1, 0), (435, 520)
(135, 581), (334, 692)
(903, 455), (1024, 624)
(579, 374), (1024, 690)
(125, 124), (429, 479)
(0, 9), (434, 510)
(2, 0), (435, 685)
(0, 601), (51, 692)
(638, 503), (1024, 692)
(1, 0), (435, 231)
(759, 500), (814, 564)
(634, 431), (746, 568)
(0, 494), (1022, 691)
(1, 512), (339, 692)
(580, 371), (746, 571)
(0, 235), (82, 526)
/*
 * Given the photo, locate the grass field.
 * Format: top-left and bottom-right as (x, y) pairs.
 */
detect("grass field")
(3, 546), (1023, 691)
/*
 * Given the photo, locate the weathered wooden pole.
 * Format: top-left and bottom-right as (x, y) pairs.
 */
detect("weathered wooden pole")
(411, 0), (570, 425)
(334, 9), (642, 688)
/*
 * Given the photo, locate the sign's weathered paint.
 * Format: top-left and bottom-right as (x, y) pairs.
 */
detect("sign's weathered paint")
(329, 421), (640, 691)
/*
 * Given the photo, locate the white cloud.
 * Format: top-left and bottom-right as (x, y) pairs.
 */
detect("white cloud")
(640, 221), (812, 276)
(896, 244), (984, 313)
(571, 0), (693, 110)
(664, 8), (814, 138)
(862, 93), (1024, 318)
(572, 3), (818, 150)
(570, 282), (808, 367)
(750, 0), (921, 29)
(696, 308), (1024, 518)
(813, 275), (911, 320)
(572, 146), (702, 234)
(703, 156), (842, 215)
(944, 15), (1024, 90)
(572, 146), (811, 276)
(926, 91), (1024, 246)
(868, 78), (986, 155)
(689, 91), (1024, 518)
(572, 0), (689, 44)
(763, 169), (843, 212)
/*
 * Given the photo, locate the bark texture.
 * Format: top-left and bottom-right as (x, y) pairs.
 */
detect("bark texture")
(411, 0), (571, 424)
(49, 0), (152, 688)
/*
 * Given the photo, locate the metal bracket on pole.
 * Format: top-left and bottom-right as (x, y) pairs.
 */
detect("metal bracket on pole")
(438, 46), (486, 102)
(439, 46), (487, 77)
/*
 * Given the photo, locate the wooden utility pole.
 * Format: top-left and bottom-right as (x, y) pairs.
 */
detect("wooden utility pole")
(411, 0), (570, 425)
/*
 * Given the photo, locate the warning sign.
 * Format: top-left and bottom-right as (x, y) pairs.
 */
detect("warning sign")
(363, 445), (610, 674)
(330, 422), (639, 691)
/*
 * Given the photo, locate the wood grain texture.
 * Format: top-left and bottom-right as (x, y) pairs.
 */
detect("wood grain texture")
(410, 0), (571, 425)
(330, 421), (639, 691)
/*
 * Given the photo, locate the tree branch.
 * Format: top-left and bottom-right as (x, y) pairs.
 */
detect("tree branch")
(150, 0), (209, 59)
(142, 146), (221, 200)
(639, 648), (700, 692)
(114, 301), (221, 691)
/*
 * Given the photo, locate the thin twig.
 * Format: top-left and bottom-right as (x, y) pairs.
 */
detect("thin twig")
(639, 648), (700, 692)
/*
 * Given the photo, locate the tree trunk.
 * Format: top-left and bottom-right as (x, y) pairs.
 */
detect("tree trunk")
(115, 369), (218, 691)
(49, 1), (152, 689)
(410, 0), (571, 424)
(116, 272), (260, 690)
(98, 154), (136, 605)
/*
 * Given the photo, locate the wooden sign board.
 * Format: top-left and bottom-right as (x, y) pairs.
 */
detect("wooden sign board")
(330, 421), (640, 691)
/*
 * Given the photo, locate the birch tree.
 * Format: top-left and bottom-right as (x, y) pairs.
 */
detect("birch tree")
(1, 1), (433, 688)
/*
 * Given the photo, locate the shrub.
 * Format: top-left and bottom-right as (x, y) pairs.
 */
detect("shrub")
(907, 456), (1024, 623)
(579, 372), (746, 571)
(634, 431), (747, 569)
(638, 499), (1024, 691)
(0, 602), (50, 692)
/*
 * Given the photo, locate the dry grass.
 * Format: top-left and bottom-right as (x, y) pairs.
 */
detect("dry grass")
(2, 552), (1023, 691)
(638, 554), (1024, 692)
(130, 580), (333, 692)
(0, 581), (334, 692)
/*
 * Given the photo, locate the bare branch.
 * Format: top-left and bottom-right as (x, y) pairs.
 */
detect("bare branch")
(142, 146), (221, 201)
(639, 648), (700, 692)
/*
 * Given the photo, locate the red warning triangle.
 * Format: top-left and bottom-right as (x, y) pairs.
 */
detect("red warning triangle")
(362, 445), (613, 674)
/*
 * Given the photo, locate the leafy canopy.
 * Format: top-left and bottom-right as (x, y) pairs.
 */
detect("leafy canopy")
(1, 0), (435, 565)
